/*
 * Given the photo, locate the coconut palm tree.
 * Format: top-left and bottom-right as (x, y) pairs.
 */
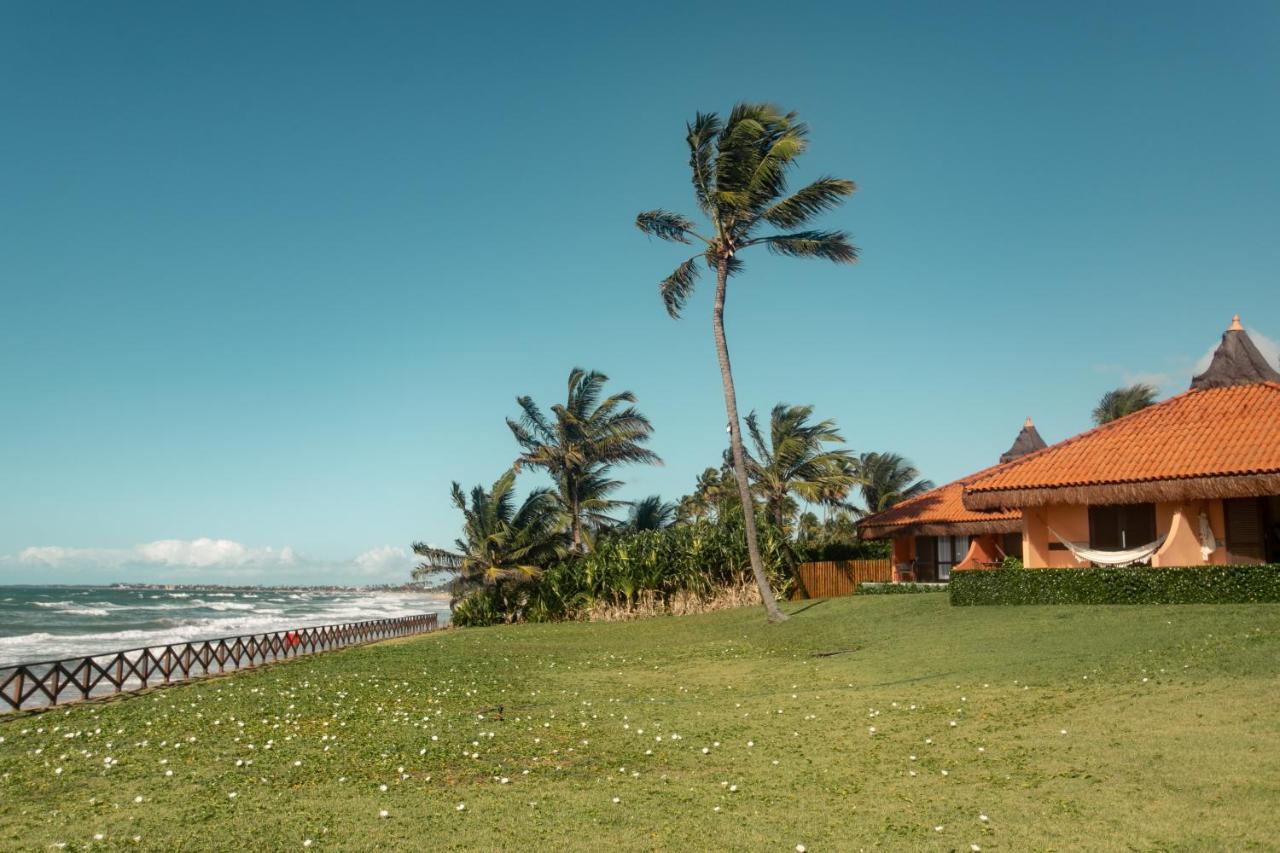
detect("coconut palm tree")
(743, 404), (856, 532)
(412, 470), (565, 614)
(624, 495), (677, 531)
(855, 452), (934, 515)
(1092, 383), (1158, 425)
(508, 368), (661, 552)
(635, 104), (858, 622)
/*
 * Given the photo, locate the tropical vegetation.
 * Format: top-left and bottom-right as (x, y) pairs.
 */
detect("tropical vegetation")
(417, 364), (917, 625)
(410, 470), (564, 620)
(507, 368), (661, 552)
(1092, 382), (1158, 424)
(743, 403), (856, 532)
(635, 103), (858, 623)
(854, 451), (935, 515)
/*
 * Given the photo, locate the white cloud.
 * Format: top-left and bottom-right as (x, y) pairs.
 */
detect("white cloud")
(2, 539), (415, 585)
(353, 545), (417, 576)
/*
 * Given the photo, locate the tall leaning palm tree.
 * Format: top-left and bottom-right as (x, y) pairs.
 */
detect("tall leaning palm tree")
(743, 404), (856, 532)
(856, 452), (934, 515)
(412, 470), (565, 615)
(1092, 383), (1157, 425)
(636, 103), (858, 622)
(508, 368), (661, 552)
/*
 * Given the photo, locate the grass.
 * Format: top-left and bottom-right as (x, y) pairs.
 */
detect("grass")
(2, 595), (1279, 851)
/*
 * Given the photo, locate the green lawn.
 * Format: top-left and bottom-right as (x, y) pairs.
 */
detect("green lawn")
(2, 595), (1278, 851)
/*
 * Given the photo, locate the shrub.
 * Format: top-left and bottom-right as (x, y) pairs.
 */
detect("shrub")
(451, 589), (504, 627)
(794, 538), (890, 563)
(950, 564), (1280, 606)
(857, 582), (948, 595)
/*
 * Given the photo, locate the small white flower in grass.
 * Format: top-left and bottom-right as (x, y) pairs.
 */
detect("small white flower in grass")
(293, 760), (302, 767)
(979, 814), (989, 822)
(747, 740), (754, 748)
(702, 747), (710, 754)
(868, 727), (876, 735)
(55, 767), (63, 775)
(909, 771), (917, 777)
(379, 784), (388, 792)
(165, 770), (173, 777)
(941, 769), (949, 776)
(303, 840), (313, 848)
(95, 834), (105, 841)
(379, 810), (389, 818)
(1060, 729), (1068, 735)
(500, 777), (509, 784)
(611, 797), (620, 804)
(971, 845), (981, 852)
(455, 803), (466, 812)
(934, 825), (944, 832)
(949, 721), (957, 727)
(796, 846), (806, 853)
(713, 806), (721, 813)
(134, 795), (143, 803)
(228, 792), (238, 799)
(729, 784), (738, 793)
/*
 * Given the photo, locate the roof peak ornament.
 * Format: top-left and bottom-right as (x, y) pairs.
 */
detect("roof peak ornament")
(1229, 314), (1244, 332)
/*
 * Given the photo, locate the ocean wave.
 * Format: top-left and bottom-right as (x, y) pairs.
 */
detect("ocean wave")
(31, 601), (113, 617)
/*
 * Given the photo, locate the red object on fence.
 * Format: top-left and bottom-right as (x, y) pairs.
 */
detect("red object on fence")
(285, 631), (300, 648)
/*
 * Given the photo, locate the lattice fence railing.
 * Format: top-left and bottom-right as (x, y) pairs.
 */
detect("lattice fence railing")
(0, 612), (439, 712)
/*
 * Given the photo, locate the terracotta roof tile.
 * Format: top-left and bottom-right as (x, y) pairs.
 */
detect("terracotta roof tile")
(858, 463), (1020, 537)
(967, 382), (1280, 496)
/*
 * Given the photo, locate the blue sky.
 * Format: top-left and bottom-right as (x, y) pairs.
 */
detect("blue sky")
(2, 1), (1277, 584)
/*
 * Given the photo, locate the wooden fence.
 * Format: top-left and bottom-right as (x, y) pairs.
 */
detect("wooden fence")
(792, 559), (894, 599)
(0, 613), (439, 713)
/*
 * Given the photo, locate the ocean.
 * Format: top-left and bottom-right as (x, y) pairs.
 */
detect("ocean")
(0, 585), (451, 668)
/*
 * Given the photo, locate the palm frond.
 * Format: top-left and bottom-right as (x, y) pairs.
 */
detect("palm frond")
(753, 230), (858, 263)
(686, 112), (721, 214)
(635, 210), (696, 243)
(659, 256), (700, 318)
(761, 177), (856, 228)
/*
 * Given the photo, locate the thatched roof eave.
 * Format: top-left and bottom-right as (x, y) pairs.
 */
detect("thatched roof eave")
(858, 516), (1022, 540)
(962, 472), (1280, 510)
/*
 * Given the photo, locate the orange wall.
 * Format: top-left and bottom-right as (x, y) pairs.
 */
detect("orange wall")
(1022, 505), (1089, 568)
(1022, 500), (1226, 568)
(1151, 500), (1227, 566)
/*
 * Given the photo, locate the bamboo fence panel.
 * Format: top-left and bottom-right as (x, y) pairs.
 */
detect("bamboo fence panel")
(0, 613), (438, 713)
(792, 559), (894, 599)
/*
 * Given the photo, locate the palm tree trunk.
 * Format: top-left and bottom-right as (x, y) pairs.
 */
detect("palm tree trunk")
(712, 257), (787, 623)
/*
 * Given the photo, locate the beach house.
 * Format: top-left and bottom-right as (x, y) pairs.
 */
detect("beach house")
(961, 316), (1280, 568)
(857, 419), (1047, 581)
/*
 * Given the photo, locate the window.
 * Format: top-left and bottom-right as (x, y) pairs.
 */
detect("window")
(914, 535), (971, 581)
(1224, 497), (1279, 564)
(1000, 532), (1023, 561)
(1088, 504), (1156, 551)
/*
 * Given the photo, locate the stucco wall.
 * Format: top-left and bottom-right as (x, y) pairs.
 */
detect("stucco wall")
(1022, 505), (1089, 568)
(1021, 500), (1226, 568)
(1151, 500), (1227, 566)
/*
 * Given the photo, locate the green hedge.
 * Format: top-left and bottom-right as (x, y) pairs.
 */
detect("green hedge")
(950, 564), (1280, 606)
(858, 582), (948, 595)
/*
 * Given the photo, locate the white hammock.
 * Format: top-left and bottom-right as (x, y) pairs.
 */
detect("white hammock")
(1048, 528), (1167, 567)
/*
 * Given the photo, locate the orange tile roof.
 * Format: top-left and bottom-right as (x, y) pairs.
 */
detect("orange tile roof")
(858, 463), (1020, 538)
(965, 382), (1280, 504)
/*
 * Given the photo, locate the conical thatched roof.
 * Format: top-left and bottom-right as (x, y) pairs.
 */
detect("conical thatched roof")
(999, 417), (1047, 464)
(1190, 315), (1280, 390)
